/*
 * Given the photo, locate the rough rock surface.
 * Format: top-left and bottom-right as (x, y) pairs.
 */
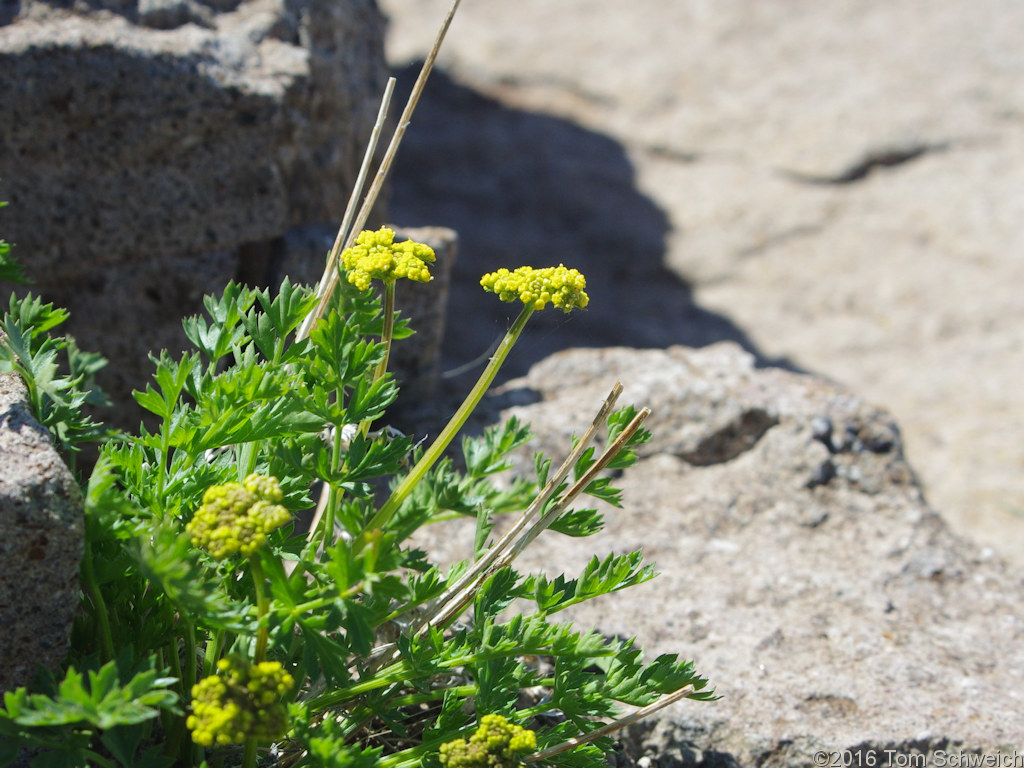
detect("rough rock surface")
(0, 0), (388, 422)
(379, 0), (1024, 566)
(420, 343), (1024, 767)
(0, 372), (84, 693)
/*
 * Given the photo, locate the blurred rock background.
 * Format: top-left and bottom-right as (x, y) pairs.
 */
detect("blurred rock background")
(379, 0), (1024, 567)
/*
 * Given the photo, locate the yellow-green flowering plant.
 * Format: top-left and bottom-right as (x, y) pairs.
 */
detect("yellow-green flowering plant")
(0, 4), (716, 766)
(188, 657), (294, 748)
(439, 714), (536, 768)
(0, 218), (715, 768)
(187, 474), (290, 560)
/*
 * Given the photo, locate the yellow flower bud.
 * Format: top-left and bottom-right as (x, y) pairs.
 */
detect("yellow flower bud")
(187, 474), (291, 559)
(480, 265), (589, 313)
(188, 656), (294, 746)
(341, 227), (435, 290)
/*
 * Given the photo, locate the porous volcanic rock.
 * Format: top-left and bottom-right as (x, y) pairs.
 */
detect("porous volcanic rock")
(420, 343), (1024, 766)
(0, 372), (84, 693)
(0, 0), (388, 422)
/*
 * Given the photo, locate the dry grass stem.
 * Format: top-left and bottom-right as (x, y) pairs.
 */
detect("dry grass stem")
(366, 384), (645, 671)
(347, 0), (463, 239)
(299, 0), (465, 544)
(509, 405), (651, 559)
(425, 382), (624, 615)
(329, 77), (397, 276)
(362, 383), (626, 667)
(426, 404), (651, 633)
(299, 0), (463, 340)
(523, 685), (697, 763)
(297, 78), (395, 343)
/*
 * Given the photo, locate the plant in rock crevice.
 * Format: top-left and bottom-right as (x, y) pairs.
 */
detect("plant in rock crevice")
(0, 219), (715, 768)
(0, 2), (716, 764)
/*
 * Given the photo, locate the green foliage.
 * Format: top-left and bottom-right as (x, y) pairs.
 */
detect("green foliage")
(0, 214), (713, 768)
(0, 292), (113, 463)
(0, 653), (178, 768)
(0, 201), (30, 285)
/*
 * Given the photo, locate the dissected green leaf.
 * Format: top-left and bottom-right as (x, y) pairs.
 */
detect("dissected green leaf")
(2, 656), (178, 731)
(526, 551), (655, 614)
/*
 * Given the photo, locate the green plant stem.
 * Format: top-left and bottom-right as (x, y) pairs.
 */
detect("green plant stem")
(339, 685), (478, 744)
(378, 282), (396, 381)
(388, 684), (477, 709)
(242, 739), (258, 768)
(376, 737), (449, 768)
(238, 440), (259, 481)
(196, 629), (224, 767)
(203, 629), (223, 677)
(289, 582), (363, 619)
(183, 620), (197, 699)
(80, 541), (115, 660)
(166, 638), (185, 757)
(309, 634), (606, 712)
(234, 561), (268, 766)
(316, 422), (346, 548)
(359, 281), (396, 438)
(174, 625), (197, 767)
(251, 557), (270, 663)
(156, 414), (171, 505)
(366, 304), (535, 533)
(82, 750), (117, 768)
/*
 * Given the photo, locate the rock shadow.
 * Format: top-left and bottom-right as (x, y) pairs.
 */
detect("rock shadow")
(387, 65), (798, 401)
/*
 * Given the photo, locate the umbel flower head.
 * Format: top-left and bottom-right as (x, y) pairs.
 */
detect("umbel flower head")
(438, 714), (537, 768)
(341, 226), (436, 291)
(187, 474), (290, 559)
(187, 656), (294, 747)
(479, 264), (589, 313)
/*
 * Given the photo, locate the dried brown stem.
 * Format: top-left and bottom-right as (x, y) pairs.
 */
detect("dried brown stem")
(298, 0), (464, 339)
(523, 685), (697, 763)
(298, 77), (395, 342)
(427, 404), (650, 632)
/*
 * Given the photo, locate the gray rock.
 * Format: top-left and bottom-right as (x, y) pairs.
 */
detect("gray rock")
(421, 343), (1024, 766)
(379, 0), (1024, 566)
(0, 372), (84, 693)
(0, 0), (388, 424)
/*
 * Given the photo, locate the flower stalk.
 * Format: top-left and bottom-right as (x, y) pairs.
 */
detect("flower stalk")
(366, 263), (590, 536)
(359, 279), (397, 437)
(80, 540), (115, 661)
(365, 303), (535, 533)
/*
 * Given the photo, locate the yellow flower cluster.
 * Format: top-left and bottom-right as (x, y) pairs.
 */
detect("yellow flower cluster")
(186, 474), (291, 559)
(479, 264), (589, 313)
(187, 656), (294, 747)
(341, 226), (436, 291)
(439, 714), (537, 768)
